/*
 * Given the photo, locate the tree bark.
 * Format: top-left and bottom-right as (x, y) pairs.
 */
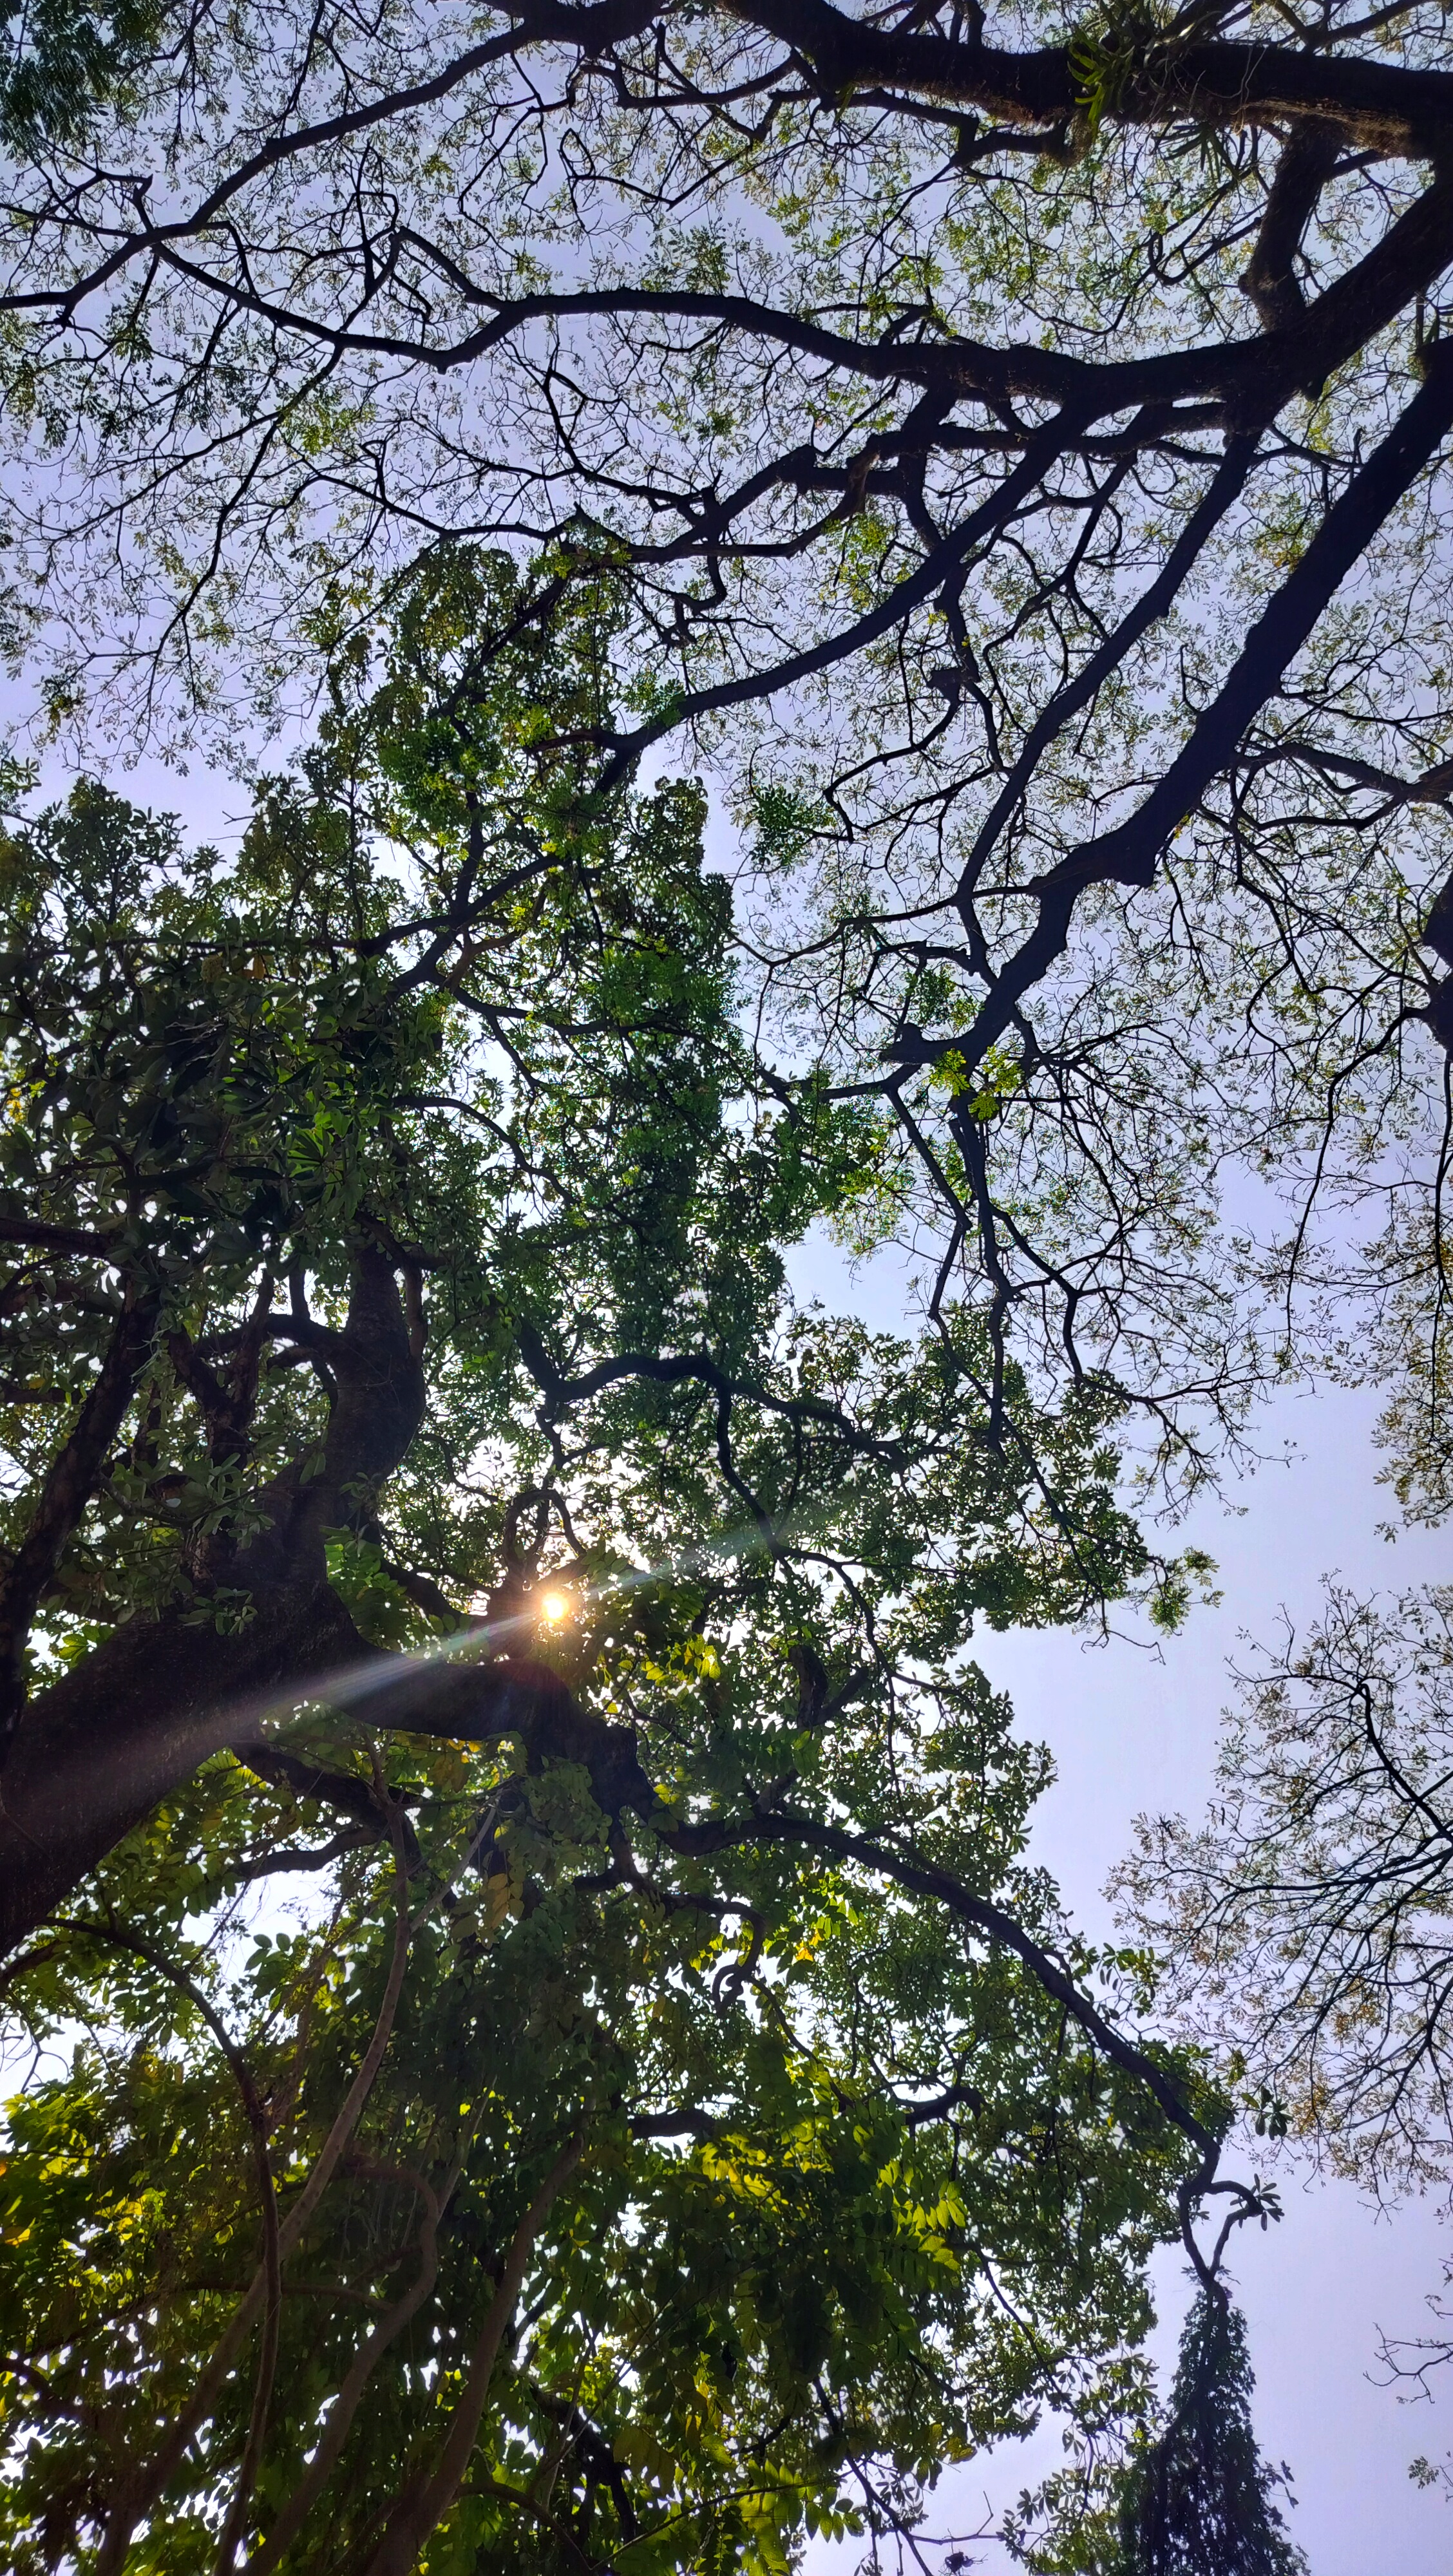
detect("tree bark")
(0, 1595), (656, 1956)
(0, 1242), (654, 1953)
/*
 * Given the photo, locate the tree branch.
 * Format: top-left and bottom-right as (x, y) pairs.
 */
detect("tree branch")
(0, 1283), (160, 1765)
(361, 2130), (587, 2576)
(950, 343), (1453, 1084)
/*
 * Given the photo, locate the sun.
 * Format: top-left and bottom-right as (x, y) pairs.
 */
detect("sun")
(537, 1589), (570, 1627)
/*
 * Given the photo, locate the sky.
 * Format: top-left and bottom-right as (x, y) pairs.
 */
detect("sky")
(10, 726), (1452, 2573)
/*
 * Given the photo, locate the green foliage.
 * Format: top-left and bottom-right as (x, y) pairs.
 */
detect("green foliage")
(0, 545), (1164, 1661)
(0, 553), (1208, 2572)
(0, 0), (159, 146)
(1066, 1), (1180, 144)
(0, 1692), (1195, 2575)
(744, 783), (829, 878)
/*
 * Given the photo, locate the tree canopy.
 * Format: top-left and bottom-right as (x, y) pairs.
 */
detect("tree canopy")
(1118, 1579), (1453, 2207)
(1116, 1577), (1453, 2491)
(0, 555), (1258, 2573)
(5, 0), (1450, 2552)
(1, 0), (1452, 1485)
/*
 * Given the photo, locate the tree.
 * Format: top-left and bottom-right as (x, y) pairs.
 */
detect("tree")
(2, 0), (1453, 1483)
(1114, 2290), (1306, 2576)
(0, 552), (1257, 2573)
(0, 0), (1442, 2544)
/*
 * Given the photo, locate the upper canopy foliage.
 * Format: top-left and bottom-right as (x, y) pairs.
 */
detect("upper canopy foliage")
(0, 0), (1450, 1496)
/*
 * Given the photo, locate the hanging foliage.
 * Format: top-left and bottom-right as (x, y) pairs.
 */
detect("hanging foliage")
(1116, 2291), (1306, 2576)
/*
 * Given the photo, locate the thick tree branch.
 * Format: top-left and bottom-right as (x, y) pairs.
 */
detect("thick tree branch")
(951, 343), (1453, 1081)
(361, 2130), (587, 2576)
(721, 0), (1453, 156)
(1239, 121), (1342, 335)
(660, 1803), (1216, 2153)
(955, 428), (1260, 907)
(0, 1213), (125, 1258)
(234, 1741), (423, 1869)
(0, 1283), (160, 1764)
(514, 1320), (904, 1459)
